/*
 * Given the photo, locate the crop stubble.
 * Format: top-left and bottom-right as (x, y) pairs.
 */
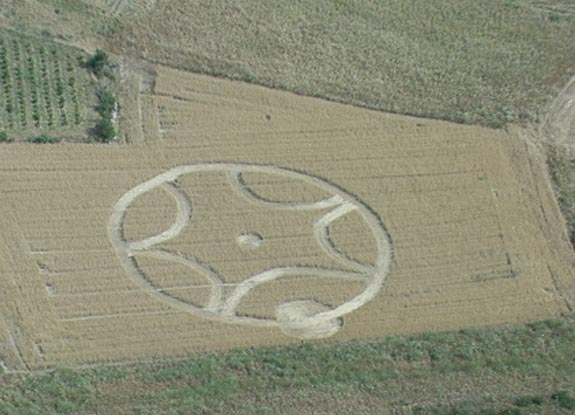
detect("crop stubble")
(0, 66), (573, 369)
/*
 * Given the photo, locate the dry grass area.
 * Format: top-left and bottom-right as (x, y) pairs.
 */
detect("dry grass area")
(0, 66), (573, 369)
(108, 0), (575, 128)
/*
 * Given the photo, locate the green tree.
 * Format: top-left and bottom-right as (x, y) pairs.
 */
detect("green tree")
(85, 49), (112, 78)
(93, 118), (116, 143)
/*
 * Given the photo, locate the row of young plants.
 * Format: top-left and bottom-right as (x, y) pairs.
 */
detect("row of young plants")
(66, 56), (83, 125)
(37, 46), (55, 128)
(12, 39), (28, 128)
(24, 42), (41, 128)
(0, 38), (15, 129)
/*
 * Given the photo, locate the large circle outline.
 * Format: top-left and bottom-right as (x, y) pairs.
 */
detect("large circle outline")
(108, 163), (393, 333)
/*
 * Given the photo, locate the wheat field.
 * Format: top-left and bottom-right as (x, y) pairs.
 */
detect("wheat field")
(0, 66), (573, 369)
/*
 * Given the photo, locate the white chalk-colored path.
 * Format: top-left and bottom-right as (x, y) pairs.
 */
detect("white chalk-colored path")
(108, 163), (393, 339)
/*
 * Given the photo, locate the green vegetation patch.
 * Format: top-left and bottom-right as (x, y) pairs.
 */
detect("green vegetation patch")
(93, 85), (117, 142)
(27, 134), (61, 144)
(551, 390), (575, 410)
(1, 318), (574, 414)
(85, 49), (114, 80)
(0, 31), (86, 131)
(416, 390), (575, 414)
(0, 131), (13, 143)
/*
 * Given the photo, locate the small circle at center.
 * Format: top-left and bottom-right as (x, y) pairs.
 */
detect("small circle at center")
(237, 232), (264, 249)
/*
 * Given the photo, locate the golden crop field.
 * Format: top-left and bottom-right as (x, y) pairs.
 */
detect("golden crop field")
(0, 65), (573, 370)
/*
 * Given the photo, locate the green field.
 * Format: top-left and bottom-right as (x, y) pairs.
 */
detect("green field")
(0, 31), (98, 141)
(0, 318), (574, 414)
